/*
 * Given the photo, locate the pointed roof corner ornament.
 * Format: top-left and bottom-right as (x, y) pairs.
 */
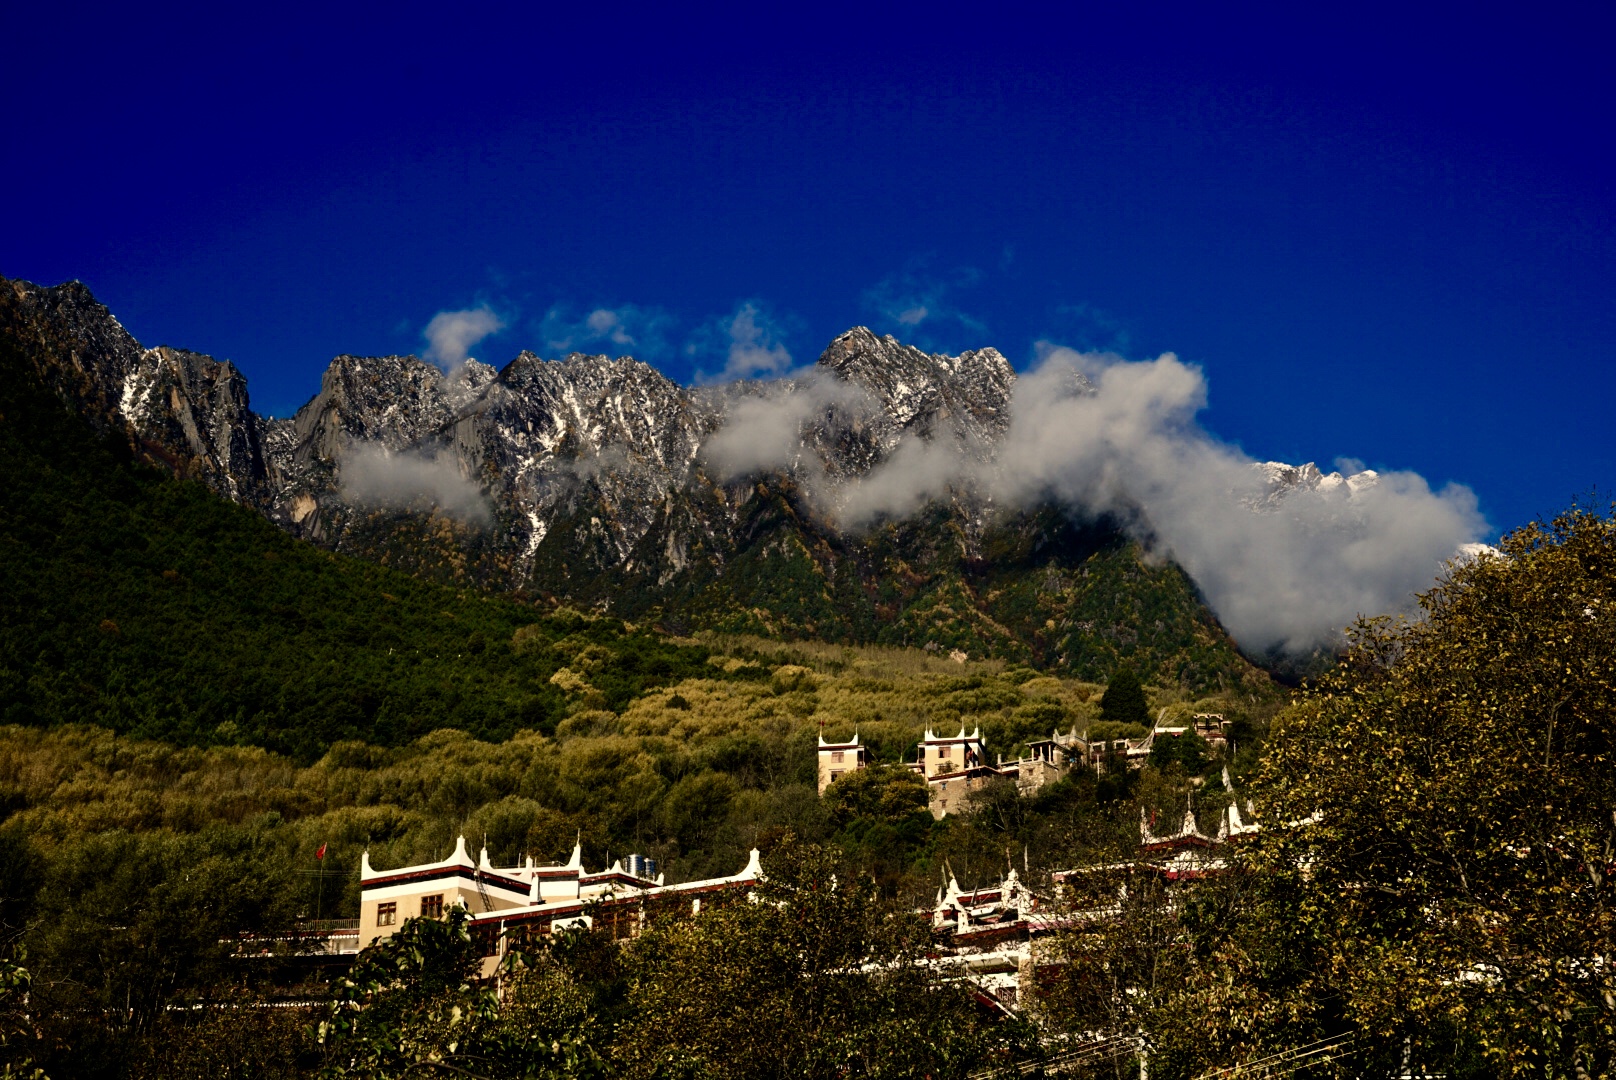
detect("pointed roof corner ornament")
(451, 835), (472, 867)
(360, 850), (374, 879)
(566, 834), (583, 871)
(1140, 806), (1160, 846)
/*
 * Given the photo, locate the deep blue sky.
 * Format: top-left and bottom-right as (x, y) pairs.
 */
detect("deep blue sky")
(5, 2), (1612, 536)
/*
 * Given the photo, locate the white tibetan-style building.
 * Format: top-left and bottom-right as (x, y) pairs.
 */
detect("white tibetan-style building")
(816, 731), (870, 794)
(358, 837), (762, 973)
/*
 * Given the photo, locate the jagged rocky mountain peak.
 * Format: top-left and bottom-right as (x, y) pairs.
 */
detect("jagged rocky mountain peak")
(315, 354), (455, 430)
(486, 349), (707, 458)
(1, 277), (272, 504)
(811, 327), (1018, 454)
(0, 273), (1262, 687)
(1251, 460), (1381, 509)
(819, 326), (1014, 399)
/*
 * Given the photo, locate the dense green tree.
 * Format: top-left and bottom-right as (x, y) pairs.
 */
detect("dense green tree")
(123, 1001), (317, 1080)
(1158, 507), (1616, 1078)
(821, 765), (929, 830)
(615, 838), (1030, 1079)
(0, 832), (41, 942)
(823, 766), (936, 892)
(27, 826), (287, 1069)
(318, 907), (604, 1079)
(1040, 863), (1183, 1074)
(1147, 730), (1209, 773)
(1098, 665), (1150, 727)
(0, 947), (46, 1080)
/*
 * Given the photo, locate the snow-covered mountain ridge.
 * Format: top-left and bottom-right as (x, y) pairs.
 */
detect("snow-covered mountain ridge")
(1, 279), (1059, 580)
(2, 274), (1408, 684)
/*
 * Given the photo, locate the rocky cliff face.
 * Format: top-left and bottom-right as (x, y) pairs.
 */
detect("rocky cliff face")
(818, 326), (1017, 450)
(0, 279), (272, 505)
(455, 350), (717, 567)
(263, 353), (497, 535)
(0, 275), (1268, 688)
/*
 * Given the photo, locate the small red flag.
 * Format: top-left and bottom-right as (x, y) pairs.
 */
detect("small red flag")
(316, 843), (327, 860)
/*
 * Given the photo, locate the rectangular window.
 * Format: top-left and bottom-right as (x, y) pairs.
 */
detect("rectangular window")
(831, 750), (844, 763)
(940, 745), (951, 758)
(421, 894), (443, 919)
(830, 770), (843, 780)
(376, 901), (397, 926)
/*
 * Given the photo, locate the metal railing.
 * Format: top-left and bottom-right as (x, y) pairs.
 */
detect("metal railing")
(1193, 1034), (1359, 1079)
(973, 1031), (1362, 1080)
(232, 920), (362, 957)
(971, 1034), (1143, 1078)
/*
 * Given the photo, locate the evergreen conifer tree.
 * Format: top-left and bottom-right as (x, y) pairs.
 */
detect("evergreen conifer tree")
(1098, 665), (1150, 727)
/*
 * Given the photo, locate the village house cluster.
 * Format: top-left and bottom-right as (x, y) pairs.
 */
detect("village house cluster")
(314, 763), (1259, 1013)
(243, 771), (1260, 1032)
(817, 712), (1232, 818)
(249, 712), (1252, 1014)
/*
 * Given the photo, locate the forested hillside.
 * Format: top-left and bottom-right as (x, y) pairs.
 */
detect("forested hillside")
(0, 636), (1274, 1078)
(0, 278), (1277, 690)
(0, 337), (724, 758)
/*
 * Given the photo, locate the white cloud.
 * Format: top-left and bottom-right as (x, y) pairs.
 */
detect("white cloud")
(984, 346), (1486, 651)
(863, 263), (987, 342)
(701, 370), (870, 482)
(721, 302), (793, 379)
(833, 431), (971, 526)
(541, 303), (674, 356)
(422, 306), (504, 372)
(689, 301), (796, 383)
(702, 342), (1488, 652)
(338, 443), (493, 525)
(586, 309), (633, 344)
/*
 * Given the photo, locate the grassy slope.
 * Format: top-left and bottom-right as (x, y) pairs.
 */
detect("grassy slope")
(557, 483), (1273, 694)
